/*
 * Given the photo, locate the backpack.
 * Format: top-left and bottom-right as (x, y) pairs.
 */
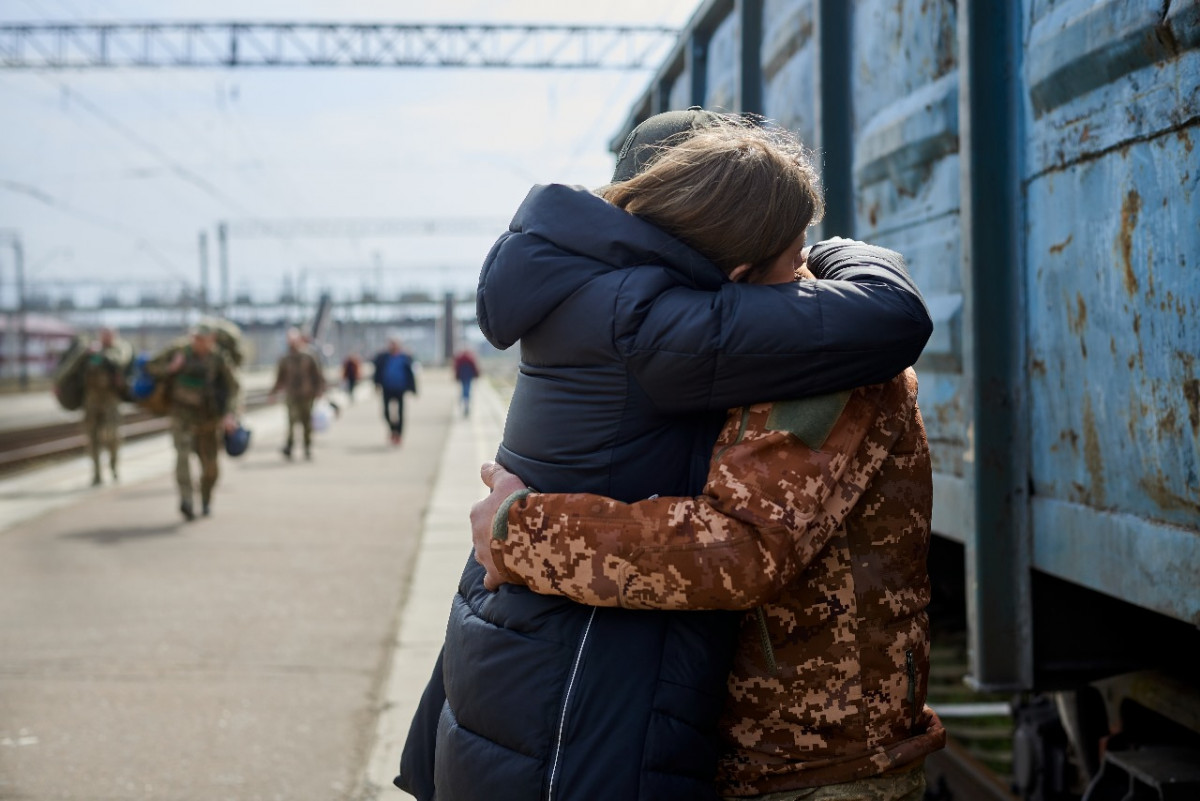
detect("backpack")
(52, 337), (88, 411)
(197, 316), (247, 367)
(381, 353), (413, 394)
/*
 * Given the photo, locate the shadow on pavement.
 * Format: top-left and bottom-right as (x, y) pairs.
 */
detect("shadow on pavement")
(0, 487), (91, 500)
(343, 445), (398, 454)
(115, 486), (176, 500)
(61, 523), (183, 544)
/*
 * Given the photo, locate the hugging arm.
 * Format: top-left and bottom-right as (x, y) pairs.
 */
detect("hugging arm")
(476, 378), (915, 609)
(627, 240), (932, 412)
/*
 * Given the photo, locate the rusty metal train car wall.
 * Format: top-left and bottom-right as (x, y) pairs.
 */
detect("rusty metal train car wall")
(614, 1), (1200, 798)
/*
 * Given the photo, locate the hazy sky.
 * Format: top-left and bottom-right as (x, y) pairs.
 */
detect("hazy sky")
(0, 0), (699, 308)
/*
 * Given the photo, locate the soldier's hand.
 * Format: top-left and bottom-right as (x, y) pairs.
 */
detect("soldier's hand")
(221, 414), (237, 434)
(168, 352), (185, 373)
(471, 462), (528, 591)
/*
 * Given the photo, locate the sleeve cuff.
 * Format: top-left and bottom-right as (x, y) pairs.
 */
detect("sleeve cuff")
(491, 488), (533, 542)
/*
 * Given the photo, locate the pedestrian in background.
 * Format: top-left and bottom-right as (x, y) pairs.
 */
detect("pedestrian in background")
(342, 352), (361, 402)
(271, 327), (325, 461)
(452, 349), (480, 417)
(148, 324), (240, 521)
(372, 338), (417, 446)
(81, 327), (131, 486)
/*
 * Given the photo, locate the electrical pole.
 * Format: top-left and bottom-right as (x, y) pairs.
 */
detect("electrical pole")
(217, 222), (229, 313)
(14, 237), (28, 389)
(199, 230), (209, 312)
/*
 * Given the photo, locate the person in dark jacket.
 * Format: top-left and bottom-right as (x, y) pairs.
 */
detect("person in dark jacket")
(397, 112), (932, 801)
(372, 338), (418, 445)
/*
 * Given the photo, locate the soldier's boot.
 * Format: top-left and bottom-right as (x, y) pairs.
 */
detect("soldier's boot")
(110, 455), (119, 482)
(201, 488), (212, 517)
(180, 498), (195, 521)
(282, 439), (294, 460)
(304, 436), (312, 461)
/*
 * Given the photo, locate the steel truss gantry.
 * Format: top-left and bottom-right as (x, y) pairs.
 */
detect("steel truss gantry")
(0, 22), (679, 70)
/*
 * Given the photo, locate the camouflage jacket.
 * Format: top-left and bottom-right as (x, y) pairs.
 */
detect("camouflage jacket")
(149, 346), (239, 423)
(272, 347), (325, 401)
(488, 369), (946, 795)
(82, 343), (131, 407)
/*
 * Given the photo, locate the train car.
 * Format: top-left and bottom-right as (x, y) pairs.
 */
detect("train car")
(612, 2), (1200, 799)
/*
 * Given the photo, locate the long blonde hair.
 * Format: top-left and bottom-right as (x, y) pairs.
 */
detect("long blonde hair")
(603, 119), (824, 278)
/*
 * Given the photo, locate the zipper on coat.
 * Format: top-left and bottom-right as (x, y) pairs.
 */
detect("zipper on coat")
(754, 607), (778, 675)
(714, 407), (752, 463)
(905, 649), (917, 732)
(547, 607), (597, 801)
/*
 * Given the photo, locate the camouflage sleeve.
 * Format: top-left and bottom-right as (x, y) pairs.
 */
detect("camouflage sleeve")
(222, 357), (243, 416)
(491, 376), (916, 610)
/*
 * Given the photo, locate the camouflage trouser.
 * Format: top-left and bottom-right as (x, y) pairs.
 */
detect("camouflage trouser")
(172, 417), (221, 507)
(286, 396), (315, 450)
(83, 401), (121, 480)
(727, 763), (925, 801)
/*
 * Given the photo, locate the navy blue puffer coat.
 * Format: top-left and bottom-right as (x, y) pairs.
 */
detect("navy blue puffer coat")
(397, 184), (932, 801)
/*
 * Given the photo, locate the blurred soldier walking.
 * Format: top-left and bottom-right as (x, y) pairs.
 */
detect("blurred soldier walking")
(271, 327), (326, 461)
(81, 327), (131, 485)
(372, 338), (417, 446)
(149, 324), (240, 521)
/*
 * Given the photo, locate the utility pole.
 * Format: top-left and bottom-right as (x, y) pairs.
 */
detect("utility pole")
(442, 291), (456, 366)
(217, 222), (229, 313)
(14, 237), (27, 389)
(198, 230), (209, 312)
(0, 232), (28, 388)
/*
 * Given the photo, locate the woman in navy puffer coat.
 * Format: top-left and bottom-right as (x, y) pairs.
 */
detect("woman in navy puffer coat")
(398, 126), (932, 801)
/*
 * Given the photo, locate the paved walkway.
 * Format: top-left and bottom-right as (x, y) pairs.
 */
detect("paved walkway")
(0, 368), (507, 801)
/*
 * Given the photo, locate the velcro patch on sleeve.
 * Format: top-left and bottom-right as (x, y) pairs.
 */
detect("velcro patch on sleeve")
(765, 391), (852, 450)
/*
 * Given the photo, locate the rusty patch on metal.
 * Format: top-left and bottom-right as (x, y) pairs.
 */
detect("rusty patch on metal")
(1049, 233), (1073, 254)
(1068, 293), (1088, 335)
(1157, 405), (1179, 441)
(1031, 359), (1046, 376)
(1184, 379), (1200, 438)
(1138, 474), (1200, 515)
(1117, 189), (1142, 295)
(1180, 129), (1195, 155)
(1082, 396), (1106, 506)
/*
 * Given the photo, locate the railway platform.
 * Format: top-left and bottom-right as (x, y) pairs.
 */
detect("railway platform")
(0, 367), (504, 800)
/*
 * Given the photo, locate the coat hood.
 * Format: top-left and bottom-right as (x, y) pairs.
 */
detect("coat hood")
(477, 183), (726, 349)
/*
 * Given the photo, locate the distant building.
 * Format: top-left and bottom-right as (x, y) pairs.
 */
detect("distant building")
(0, 313), (76, 380)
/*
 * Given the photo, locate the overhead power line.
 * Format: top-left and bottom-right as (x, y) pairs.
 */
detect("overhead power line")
(225, 217), (507, 238)
(0, 23), (679, 70)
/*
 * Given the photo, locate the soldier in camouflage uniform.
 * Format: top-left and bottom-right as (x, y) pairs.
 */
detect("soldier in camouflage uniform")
(80, 327), (131, 486)
(270, 327), (325, 460)
(471, 238), (946, 799)
(149, 325), (240, 521)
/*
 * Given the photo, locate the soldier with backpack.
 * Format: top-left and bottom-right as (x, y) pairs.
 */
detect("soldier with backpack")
(54, 327), (133, 486)
(147, 323), (241, 521)
(372, 338), (417, 446)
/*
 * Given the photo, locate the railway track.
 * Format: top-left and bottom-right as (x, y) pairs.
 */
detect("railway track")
(0, 389), (273, 476)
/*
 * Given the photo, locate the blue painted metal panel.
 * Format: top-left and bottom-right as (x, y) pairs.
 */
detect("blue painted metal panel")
(762, 0), (815, 144)
(704, 9), (739, 109)
(1026, 135), (1200, 529)
(849, 0), (967, 523)
(1023, 0), (1200, 552)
